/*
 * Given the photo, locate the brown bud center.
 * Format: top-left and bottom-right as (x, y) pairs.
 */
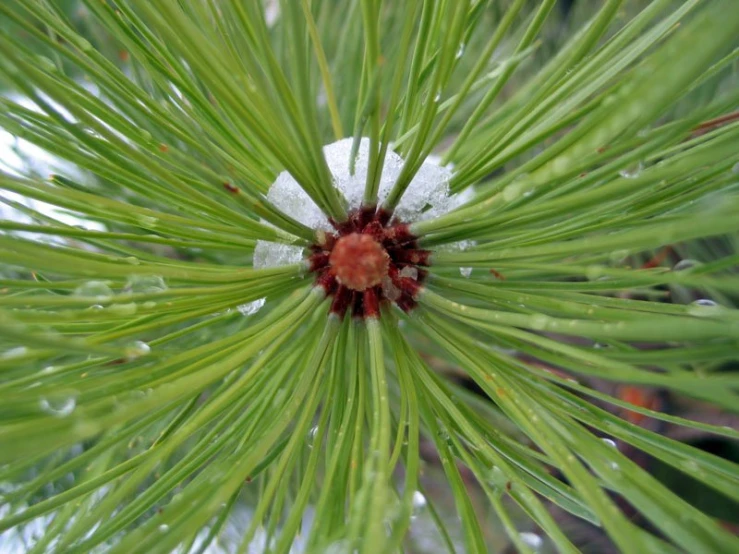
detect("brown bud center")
(329, 233), (389, 291)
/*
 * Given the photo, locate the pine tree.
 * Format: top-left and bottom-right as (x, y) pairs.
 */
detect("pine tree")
(1, 1), (738, 552)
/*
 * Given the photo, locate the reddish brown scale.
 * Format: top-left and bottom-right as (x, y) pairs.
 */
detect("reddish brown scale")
(385, 222), (415, 244)
(363, 287), (380, 318)
(401, 276), (422, 297)
(395, 292), (417, 313)
(361, 221), (385, 243)
(314, 231), (337, 251)
(329, 217), (355, 235)
(386, 263), (402, 283)
(315, 269), (337, 295)
(358, 205), (377, 228)
(324, 234), (337, 250)
(489, 268), (505, 280)
(389, 248), (431, 266)
(351, 291), (364, 318)
(223, 182), (239, 194)
(330, 286), (353, 315)
(640, 245), (676, 269)
(387, 265), (423, 298)
(376, 208), (393, 226)
(308, 206), (429, 318)
(308, 252), (330, 272)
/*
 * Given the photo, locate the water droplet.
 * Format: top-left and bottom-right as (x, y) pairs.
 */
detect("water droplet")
(109, 302), (137, 316)
(75, 38), (93, 51)
(459, 267), (472, 278)
(619, 161), (643, 179)
(124, 340), (150, 360)
(37, 56), (57, 73)
(411, 490), (427, 516)
(519, 532), (543, 550)
(687, 299), (720, 316)
(87, 304), (104, 311)
(601, 438), (617, 449)
(123, 256), (140, 265)
(74, 281), (113, 302)
(609, 249), (629, 263)
(125, 275), (167, 294)
(158, 524), (169, 532)
(307, 425), (318, 448)
(42, 365), (55, 374)
(40, 395), (76, 417)
(136, 215), (159, 227)
(488, 466), (507, 490)
(585, 265), (604, 280)
(434, 92), (441, 102)
(2, 346), (28, 359)
(672, 259), (701, 272)
(502, 182), (522, 202)
(637, 126), (651, 138)
(237, 298), (265, 316)
(529, 314), (549, 330)
(272, 388), (286, 408)
(324, 540), (351, 554)
(455, 43), (465, 59)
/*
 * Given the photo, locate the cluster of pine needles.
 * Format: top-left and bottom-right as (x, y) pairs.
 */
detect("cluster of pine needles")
(0, 1), (738, 552)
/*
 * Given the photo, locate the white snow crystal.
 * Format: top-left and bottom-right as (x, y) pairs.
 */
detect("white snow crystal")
(253, 241), (305, 271)
(256, 138), (468, 272)
(250, 139), (473, 313)
(261, 138), (457, 237)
